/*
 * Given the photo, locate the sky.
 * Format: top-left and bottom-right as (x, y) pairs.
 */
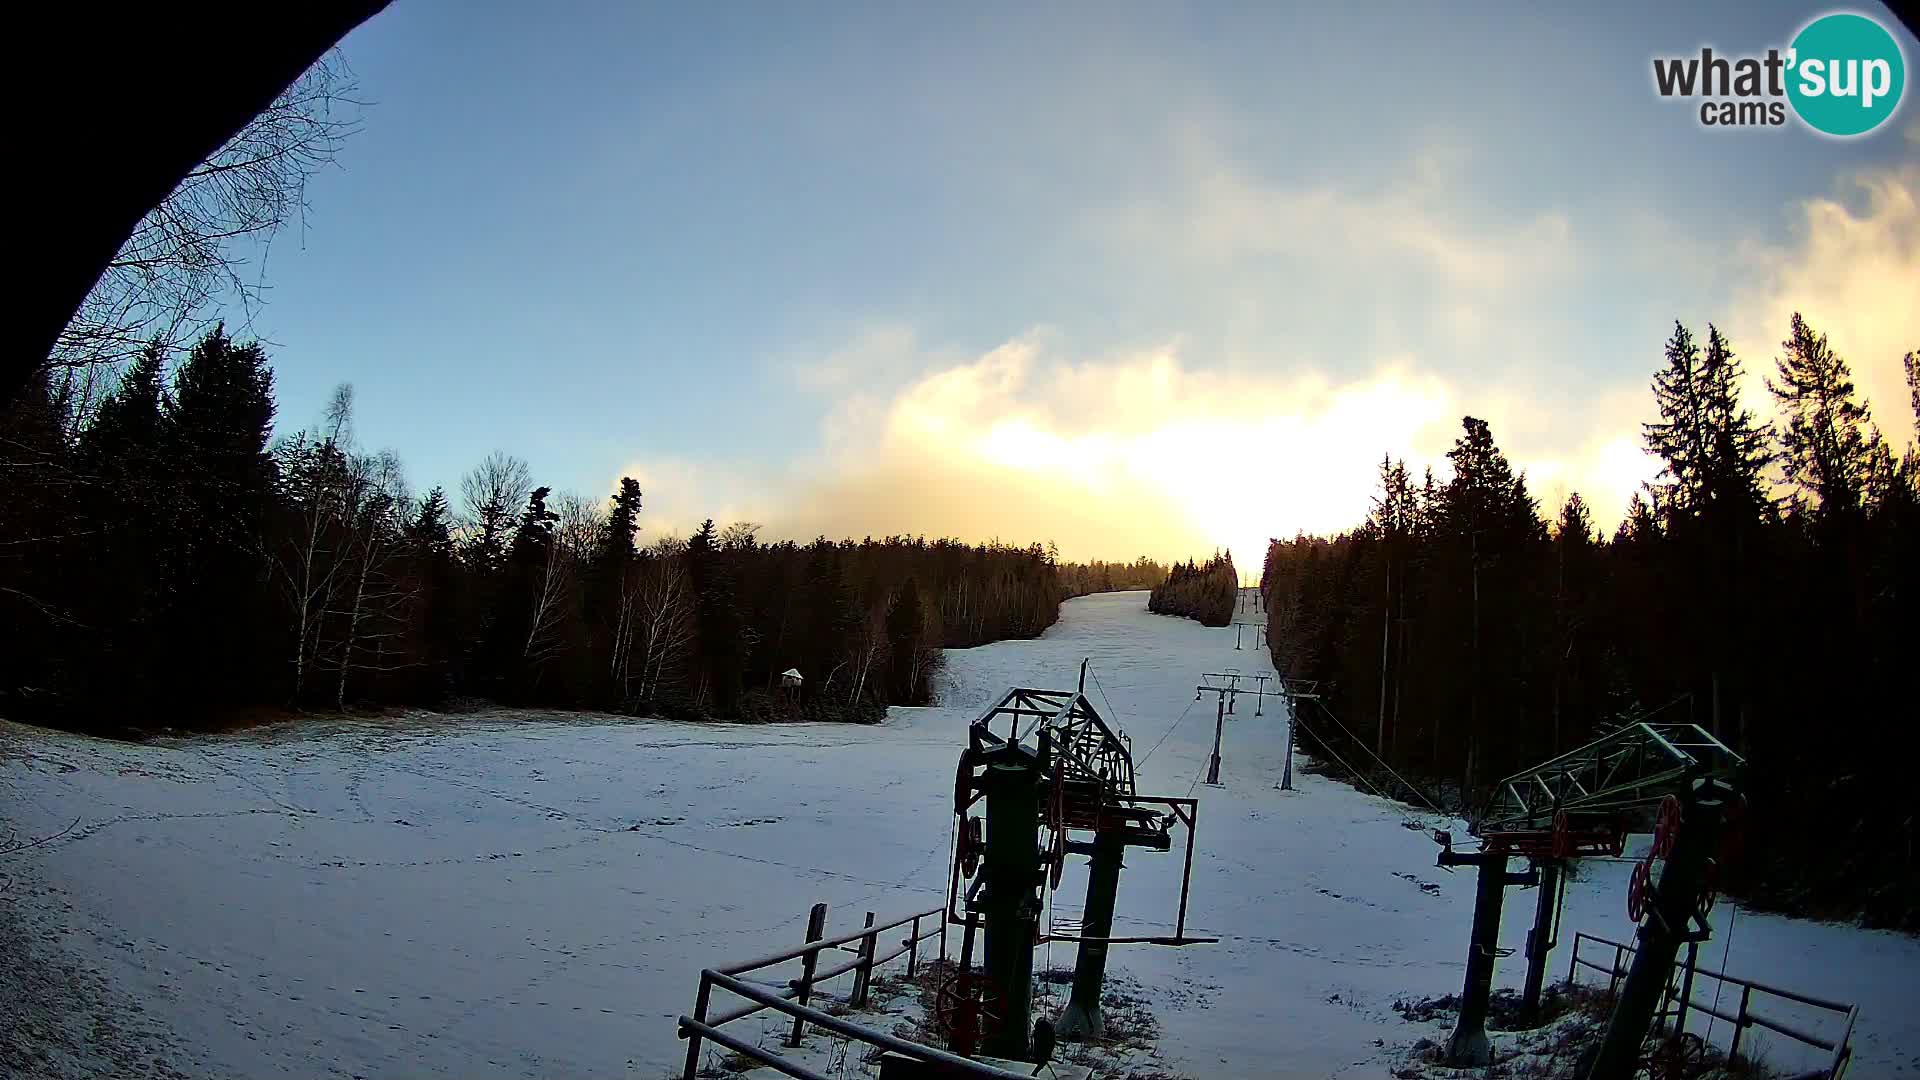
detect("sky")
(240, 2), (1920, 567)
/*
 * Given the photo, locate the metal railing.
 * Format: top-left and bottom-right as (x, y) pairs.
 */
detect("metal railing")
(678, 901), (1004, 1080)
(1566, 931), (1857, 1079)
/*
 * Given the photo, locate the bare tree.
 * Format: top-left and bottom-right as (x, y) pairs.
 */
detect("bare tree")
(633, 537), (695, 704)
(719, 521), (761, 550)
(846, 603), (887, 707)
(553, 492), (606, 563)
(329, 449), (413, 708)
(268, 386), (356, 702)
(458, 451), (531, 573)
(520, 492), (598, 668)
(50, 55), (365, 418)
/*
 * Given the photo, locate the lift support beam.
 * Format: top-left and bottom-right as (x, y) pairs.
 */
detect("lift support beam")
(1432, 721), (1742, 1070)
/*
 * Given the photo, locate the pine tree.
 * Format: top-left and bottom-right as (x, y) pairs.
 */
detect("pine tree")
(602, 478), (642, 564)
(161, 326), (279, 706)
(80, 343), (168, 474)
(1769, 313), (1879, 520)
(1698, 326), (1773, 516)
(1644, 322), (1713, 517)
(886, 577), (926, 702)
(687, 518), (743, 711)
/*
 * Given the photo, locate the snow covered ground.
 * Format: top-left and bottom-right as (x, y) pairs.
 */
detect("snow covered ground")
(2, 591), (1915, 1079)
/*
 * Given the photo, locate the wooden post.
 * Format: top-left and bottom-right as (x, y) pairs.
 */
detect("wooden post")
(787, 902), (828, 1047)
(681, 971), (713, 1080)
(851, 911), (877, 1008)
(907, 915), (921, 979)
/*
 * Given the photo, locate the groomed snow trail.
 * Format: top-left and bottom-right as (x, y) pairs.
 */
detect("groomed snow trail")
(2, 592), (1915, 1078)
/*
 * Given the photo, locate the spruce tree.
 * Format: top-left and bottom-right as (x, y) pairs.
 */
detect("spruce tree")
(1698, 325), (1774, 520)
(687, 518), (743, 711)
(1644, 322), (1712, 517)
(161, 326), (279, 706)
(1769, 313), (1879, 519)
(886, 577), (925, 702)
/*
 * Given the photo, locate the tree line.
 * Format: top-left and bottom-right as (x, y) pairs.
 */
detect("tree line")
(1148, 553), (1238, 626)
(1261, 314), (1918, 928)
(1058, 556), (1173, 598)
(0, 328), (1074, 732)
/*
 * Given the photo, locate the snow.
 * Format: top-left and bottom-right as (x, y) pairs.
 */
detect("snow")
(3, 591), (1916, 1079)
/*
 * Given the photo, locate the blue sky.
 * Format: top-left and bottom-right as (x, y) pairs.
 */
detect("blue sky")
(244, 2), (1920, 563)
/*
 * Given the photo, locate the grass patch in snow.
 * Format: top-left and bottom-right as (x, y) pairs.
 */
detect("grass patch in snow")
(1389, 985), (1788, 1079)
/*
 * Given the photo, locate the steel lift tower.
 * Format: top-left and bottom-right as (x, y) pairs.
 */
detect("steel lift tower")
(1431, 722), (1744, 1072)
(944, 665), (1210, 1062)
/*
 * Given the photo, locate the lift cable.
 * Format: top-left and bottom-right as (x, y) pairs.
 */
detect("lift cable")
(1088, 665), (1122, 730)
(1288, 713), (1441, 835)
(1137, 695), (1199, 769)
(1307, 697), (1451, 820)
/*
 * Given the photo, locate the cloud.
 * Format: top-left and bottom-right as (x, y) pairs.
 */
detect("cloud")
(621, 332), (1658, 564)
(609, 456), (767, 543)
(1731, 164), (1920, 448)
(787, 323), (923, 391)
(1085, 134), (1573, 292)
(609, 147), (1920, 565)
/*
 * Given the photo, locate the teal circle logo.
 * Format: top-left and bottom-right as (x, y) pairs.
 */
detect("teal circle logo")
(1787, 13), (1906, 136)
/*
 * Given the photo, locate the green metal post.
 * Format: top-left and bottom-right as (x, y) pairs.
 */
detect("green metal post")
(981, 747), (1042, 1061)
(1445, 850), (1511, 1066)
(1521, 858), (1562, 1021)
(1056, 828), (1126, 1039)
(1585, 780), (1729, 1080)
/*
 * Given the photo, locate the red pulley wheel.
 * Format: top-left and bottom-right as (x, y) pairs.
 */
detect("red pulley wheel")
(934, 971), (1004, 1057)
(1627, 858), (1652, 922)
(1552, 810), (1571, 859)
(1697, 858), (1719, 920)
(959, 816), (983, 879)
(953, 755), (974, 818)
(1719, 793), (1748, 868)
(1652, 794), (1682, 859)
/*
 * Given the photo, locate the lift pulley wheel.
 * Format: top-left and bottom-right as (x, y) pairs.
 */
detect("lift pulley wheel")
(1652, 794), (1683, 859)
(1627, 858), (1652, 923)
(1551, 810), (1572, 859)
(934, 971), (1004, 1058)
(1643, 1031), (1705, 1080)
(958, 816), (983, 879)
(1719, 793), (1749, 869)
(1044, 788), (1066, 891)
(953, 752), (976, 818)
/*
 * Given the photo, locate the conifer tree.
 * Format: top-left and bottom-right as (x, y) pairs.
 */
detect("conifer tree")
(1769, 313), (1879, 520)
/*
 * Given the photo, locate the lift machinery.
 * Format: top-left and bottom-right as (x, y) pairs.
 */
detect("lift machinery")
(943, 662), (1211, 1062)
(1431, 721), (1745, 1075)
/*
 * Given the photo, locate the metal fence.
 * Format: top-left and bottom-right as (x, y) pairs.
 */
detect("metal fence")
(677, 901), (1020, 1080)
(1566, 931), (1857, 1079)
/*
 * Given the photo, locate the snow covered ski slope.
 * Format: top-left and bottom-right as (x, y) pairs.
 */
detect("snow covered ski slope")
(2, 591), (1915, 1078)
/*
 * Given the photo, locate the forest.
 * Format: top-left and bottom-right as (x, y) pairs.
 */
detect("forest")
(0, 329), (1075, 732)
(1262, 315), (1919, 929)
(1058, 556), (1173, 598)
(1148, 553), (1239, 626)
